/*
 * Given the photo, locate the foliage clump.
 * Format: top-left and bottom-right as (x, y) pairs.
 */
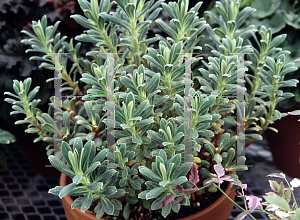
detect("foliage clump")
(4, 0), (299, 219)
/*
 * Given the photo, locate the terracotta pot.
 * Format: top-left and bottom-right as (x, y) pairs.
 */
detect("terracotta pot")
(60, 172), (236, 220)
(179, 179), (235, 220)
(265, 103), (300, 178)
(15, 132), (60, 177)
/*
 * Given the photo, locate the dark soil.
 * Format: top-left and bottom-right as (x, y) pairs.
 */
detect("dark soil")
(85, 182), (228, 220)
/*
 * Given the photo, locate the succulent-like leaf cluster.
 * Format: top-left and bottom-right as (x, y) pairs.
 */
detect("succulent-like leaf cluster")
(4, 0), (299, 219)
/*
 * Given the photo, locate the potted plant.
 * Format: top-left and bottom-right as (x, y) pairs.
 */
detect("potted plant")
(265, 105), (300, 178)
(267, 109), (300, 178)
(240, 0), (300, 178)
(4, 0), (299, 219)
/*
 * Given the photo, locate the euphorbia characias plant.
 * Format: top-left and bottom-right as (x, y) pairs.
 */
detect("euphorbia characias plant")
(4, 0), (300, 219)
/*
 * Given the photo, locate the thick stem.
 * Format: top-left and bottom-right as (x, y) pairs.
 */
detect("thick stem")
(62, 72), (83, 96)
(132, 36), (141, 67)
(164, 73), (172, 96)
(245, 140), (255, 149)
(129, 17), (141, 67)
(101, 30), (119, 60)
(248, 70), (260, 101)
(261, 79), (279, 132)
(142, 43), (149, 68)
(248, 53), (266, 102)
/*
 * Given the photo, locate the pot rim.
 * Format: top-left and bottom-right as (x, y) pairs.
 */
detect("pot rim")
(60, 172), (236, 220)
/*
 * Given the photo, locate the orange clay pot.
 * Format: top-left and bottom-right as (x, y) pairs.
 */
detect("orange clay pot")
(265, 103), (300, 178)
(60, 172), (236, 220)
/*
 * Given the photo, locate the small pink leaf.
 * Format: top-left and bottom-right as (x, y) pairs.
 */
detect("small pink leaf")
(214, 163), (225, 178)
(231, 181), (247, 190)
(210, 173), (218, 178)
(175, 195), (185, 203)
(212, 177), (221, 184)
(216, 178), (225, 184)
(269, 180), (279, 192)
(159, 194), (178, 208)
(206, 175), (235, 185)
(189, 163), (200, 185)
(204, 179), (214, 185)
(220, 176), (235, 182)
(267, 173), (286, 179)
(246, 195), (263, 212)
(182, 186), (199, 193)
(242, 184), (247, 190)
